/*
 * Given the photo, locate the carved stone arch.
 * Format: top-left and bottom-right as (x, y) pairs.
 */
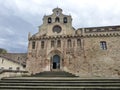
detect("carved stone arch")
(47, 50), (63, 59)
(47, 50), (64, 71)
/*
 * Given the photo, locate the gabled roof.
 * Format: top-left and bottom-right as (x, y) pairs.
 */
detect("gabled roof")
(0, 53), (27, 66)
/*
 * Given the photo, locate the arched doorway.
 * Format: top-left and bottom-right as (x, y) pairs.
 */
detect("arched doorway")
(52, 55), (60, 69)
(48, 50), (63, 71)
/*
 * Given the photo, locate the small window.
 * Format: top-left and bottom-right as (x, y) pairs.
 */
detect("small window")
(100, 41), (107, 50)
(55, 17), (60, 22)
(77, 39), (81, 46)
(48, 17), (52, 23)
(73, 40), (75, 47)
(23, 65), (26, 68)
(32, 41), (35, 49)
(9, 67), (12, 70)
(51, 40), (55, 48)
(57, 40), (61, 47)
(56, 11), (59, 16)
(41, 41), (44, 49)
(67, 39), (72, 48)
(16, 67), (20, 71)
(63, 17), (67, 23)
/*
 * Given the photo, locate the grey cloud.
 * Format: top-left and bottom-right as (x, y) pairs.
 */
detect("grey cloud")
(0, 3), (36, 53)
(0, 0), (120, 52)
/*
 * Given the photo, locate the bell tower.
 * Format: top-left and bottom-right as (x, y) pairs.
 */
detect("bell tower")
(37, 7), (75, 36)
(52, 7), (62, 16)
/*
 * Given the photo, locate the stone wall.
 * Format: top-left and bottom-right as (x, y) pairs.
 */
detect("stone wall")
(84, 36), (120, 78)
(0, 70), (29, 79)
(26, 8), (120, 78)
(27, 31), (120, 78)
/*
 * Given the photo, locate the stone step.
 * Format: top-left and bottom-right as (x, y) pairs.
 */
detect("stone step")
(0, 86), (120, 90)
(2, 77), (120, 82)
(1, 79), (120, 83)
(1, 71), (120, 89)
(32, 71), (77, 77)
(0, 82), (120, 86)
(1, 80), (120, 83)
(0, 77), (120, 89)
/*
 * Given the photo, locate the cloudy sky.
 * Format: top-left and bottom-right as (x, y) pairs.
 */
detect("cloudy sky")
(0, 0), (120, 53)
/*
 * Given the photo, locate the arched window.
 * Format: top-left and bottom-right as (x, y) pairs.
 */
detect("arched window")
(51, 40), (55, 48)
(55, 17), (60, 22)
(77, 39), (81, 47)
(48, 17), (52, 23)
(63, 17), (67, 23)
(57, 40), (61, 47)
(67, 39), (72, 48)
(41, 41), (44, 49)
(32, 41), (35, 49)
(100, 41), (107, 50)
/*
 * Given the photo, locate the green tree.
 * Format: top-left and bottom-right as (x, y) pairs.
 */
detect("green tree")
(0, 48), (7, 54)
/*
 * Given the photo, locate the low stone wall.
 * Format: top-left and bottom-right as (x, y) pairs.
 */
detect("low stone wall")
(0, 70), (30, 79)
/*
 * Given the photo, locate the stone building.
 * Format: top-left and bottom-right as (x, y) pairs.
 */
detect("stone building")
(25, 7), (120, 77)
(0, 53), (26, 71)
(0, 53), (28, 78)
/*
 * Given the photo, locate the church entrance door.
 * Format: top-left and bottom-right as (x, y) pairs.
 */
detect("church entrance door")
(52, 55), (60, 70)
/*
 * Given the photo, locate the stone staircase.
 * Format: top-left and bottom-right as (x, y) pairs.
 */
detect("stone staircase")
(0, 71), (120, 90)
(32, 71), (77, 77)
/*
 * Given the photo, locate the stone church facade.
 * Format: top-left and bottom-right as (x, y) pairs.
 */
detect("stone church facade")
(26, 8), (120, 78)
